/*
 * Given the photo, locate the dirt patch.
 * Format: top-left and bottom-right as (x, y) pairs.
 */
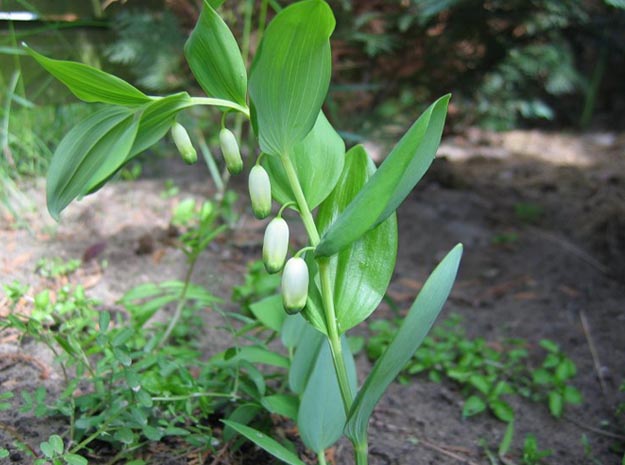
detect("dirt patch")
(1, 130), (624, 465)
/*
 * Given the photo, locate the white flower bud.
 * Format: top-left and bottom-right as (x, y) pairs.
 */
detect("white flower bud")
(263, 217), (289, 274)
(281, 257), (309, 314)
(219, 128), (243, 175)
(171, 122), (197, 165)
(249, 165), (272, 219)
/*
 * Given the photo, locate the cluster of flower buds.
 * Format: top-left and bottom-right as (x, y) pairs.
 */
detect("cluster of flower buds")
(216, 126), (310, 315)
(171, 122), (197, 165)
(219, 128), (243, 175)
(261, 214), (310, 314)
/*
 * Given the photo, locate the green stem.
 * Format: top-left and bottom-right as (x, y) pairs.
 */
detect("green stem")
(280, 155), (320, 244)
(280, 156), (354, 410)
(151, 391), (236, 402)
(157, 256), (198, 349)
(355, 440), (369, 465)
(319, 258), (353, 409)
(189, 97), (249, 118)
(317, 450), (328, 465)
(280, 154), (368, 464)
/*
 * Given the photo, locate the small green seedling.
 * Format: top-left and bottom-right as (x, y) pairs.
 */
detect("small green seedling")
(522, 434), (552, 465)
(35, 257), (81, 278)
(367, 315), (582, 423)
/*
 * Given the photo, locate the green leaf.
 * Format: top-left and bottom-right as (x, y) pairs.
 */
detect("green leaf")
(130, 92), (194, 157)
(224, 403), (262, 441)
(224, 345), (289, 369)
(248, 0), (335, 156)
(281, 313), (308, 349)
(64, 454), (88, 465)
(114, 427), (135, 445)
(288, 323), (325, 394)
(463, 395), (487, 417)
(46, 107), (139, 220)
(185, 1), (247, 106)
(49, 435), (63, 455)
(345, 243), (462, 444)
(40, 441), (54, 458)
(498, 421), (515, 458)
(548, 391), (563, 417)
(25, 46), (150, 105)
(490, 400), (515, 422)
(563, 385), (583, 405)
(85, 93), (195, 195)
(316, 95), (450, 257)
(315, 145), (397, 333)
(298, 336), (356, 453)
(221, 420), (306, 465)
(263, 112), (345, 209)
(249, 295), (286, 333)
(99, 311), (110, 333)
(261, 395), (299, 421)
(301, 256), (328, 334)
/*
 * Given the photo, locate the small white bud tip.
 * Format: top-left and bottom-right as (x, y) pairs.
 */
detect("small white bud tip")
(263, 217), (289, 274)
(219, 128), (243, 175)
(249, 165), (272, 219)
(171, 123), (197, 165)
(281, 257), (309, 314)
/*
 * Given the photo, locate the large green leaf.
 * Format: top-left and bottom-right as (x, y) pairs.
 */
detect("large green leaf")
(280, 312), (308, 349)
(344, 243), (463, 444)
(301, 255), (328, 335)
(298, 336), (356, 453)
(130, 92), (194, 157)
(184, 1), (247, 106)
(316, 145), (397, 333)
(85, 93), (195, 195)
(248, 0), (335, 156)
(263, 112), (345, 209)
(288, 323), (324, 394)
(25, 46), (150, 106)
(315, 95), (450, 257)
(250, 294), (286, 333)
(47, 107), (139, 220)
(221, 421), (305, 465)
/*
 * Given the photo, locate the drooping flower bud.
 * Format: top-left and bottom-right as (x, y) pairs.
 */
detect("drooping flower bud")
(281, 257), (309, 314)
(171, 123), (197, 165)
(249, 165), (272, 219)
(263, 217), (289, 274)
(219, 128), (243, 175)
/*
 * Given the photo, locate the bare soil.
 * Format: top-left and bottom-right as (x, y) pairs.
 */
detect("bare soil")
(1, 129), (624, 465)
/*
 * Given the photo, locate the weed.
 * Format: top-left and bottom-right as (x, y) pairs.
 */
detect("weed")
(232, 260), (281, 313)
(515, 202), (544, 224)
(367, 315), (582, 422)
(35, 257), (81, 279)
(160, 179), (179, 199)
(522, 434), (552, 465)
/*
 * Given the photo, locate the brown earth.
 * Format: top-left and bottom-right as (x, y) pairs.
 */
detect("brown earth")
(1, 129), (624, 465)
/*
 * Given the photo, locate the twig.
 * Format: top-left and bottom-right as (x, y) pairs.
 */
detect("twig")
(417, 437), (481, 465)
(0, 421), (38, 456)
(527, 226), (610, 276)
(579, 310), (608, 395)
(564, 414), (625, 441)
(208, 444), (229, 465)
(0, 352), (50, 379)
(370, 417), (480, 465)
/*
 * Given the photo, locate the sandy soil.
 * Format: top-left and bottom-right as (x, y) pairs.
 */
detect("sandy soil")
(1, 129), (624, 465)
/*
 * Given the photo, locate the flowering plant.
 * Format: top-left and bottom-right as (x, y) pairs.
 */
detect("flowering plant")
(28, 1), (462, 463)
